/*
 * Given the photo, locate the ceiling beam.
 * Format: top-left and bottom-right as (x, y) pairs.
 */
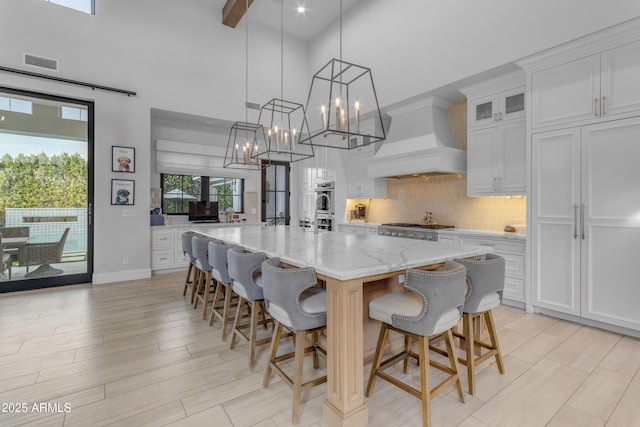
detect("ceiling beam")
(222, 0), (254, 29)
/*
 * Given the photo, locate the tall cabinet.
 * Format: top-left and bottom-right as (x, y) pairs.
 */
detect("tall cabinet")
(461, 71), (527, 196)
(520, 19), (640, 333)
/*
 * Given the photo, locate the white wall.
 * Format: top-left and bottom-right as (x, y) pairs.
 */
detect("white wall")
(309, 0), (640, 107)
(2, 0), (639, 283)
(0, 0), (308, 283)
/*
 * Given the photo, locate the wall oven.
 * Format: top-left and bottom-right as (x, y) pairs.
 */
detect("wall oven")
(314, 181), (335, 231)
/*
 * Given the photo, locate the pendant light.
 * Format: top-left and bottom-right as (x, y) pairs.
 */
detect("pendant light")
(255, 0), (314, 163)
(298, 0), (386, 150)
(224, 0), (270, 170)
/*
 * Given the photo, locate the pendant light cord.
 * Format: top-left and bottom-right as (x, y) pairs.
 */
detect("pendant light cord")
(280, 0), (284, 101)
(339, 0), (343, 62)
(245, 0), (249, 123)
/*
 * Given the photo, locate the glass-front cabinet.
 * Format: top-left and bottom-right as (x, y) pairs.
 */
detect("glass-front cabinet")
(469, 86), (525, 128)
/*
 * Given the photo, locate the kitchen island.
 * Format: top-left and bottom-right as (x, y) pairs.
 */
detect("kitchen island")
(197, 225), (492, 427)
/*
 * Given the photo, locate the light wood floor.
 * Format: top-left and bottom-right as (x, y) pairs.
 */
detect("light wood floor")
(1, 272), (639, 426)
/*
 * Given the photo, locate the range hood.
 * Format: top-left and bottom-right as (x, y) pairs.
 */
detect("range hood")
(368, 97), (467, 179)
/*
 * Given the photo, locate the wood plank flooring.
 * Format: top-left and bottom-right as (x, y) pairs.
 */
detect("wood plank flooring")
(1, 272), (639, 426)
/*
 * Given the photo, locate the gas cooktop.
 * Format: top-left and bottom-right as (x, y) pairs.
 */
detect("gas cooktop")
(381, 223), (455, 230)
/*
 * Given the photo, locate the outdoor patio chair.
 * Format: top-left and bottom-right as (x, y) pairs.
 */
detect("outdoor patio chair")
(17, 228), (70, 278)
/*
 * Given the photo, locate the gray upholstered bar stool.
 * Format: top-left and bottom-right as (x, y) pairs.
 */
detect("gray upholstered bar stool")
(181, 231), (198, 303)
(227, 246), (272, 371)
(452, 253), (506, 395)
(192, 236), (218, 319)
(261, 257), (327, 424)
(207, 240), (239, 340)
(366, 262), (467, 427)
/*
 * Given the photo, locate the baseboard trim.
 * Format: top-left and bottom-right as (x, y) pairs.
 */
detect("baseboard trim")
(92, 268), (151, 285)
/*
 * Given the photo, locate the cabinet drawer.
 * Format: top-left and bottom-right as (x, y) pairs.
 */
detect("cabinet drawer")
(152, 249), (174, 269)
(503, 277), (524, 302)
(152, 229), (175, 249)
(175, 249), (190, 267)
(457, 236), (524, 253)
(501, 252), (525, 278)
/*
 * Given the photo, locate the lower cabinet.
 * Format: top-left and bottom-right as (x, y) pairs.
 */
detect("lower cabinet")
(150, 227), (196, 271)
(438, 232), (526, 307)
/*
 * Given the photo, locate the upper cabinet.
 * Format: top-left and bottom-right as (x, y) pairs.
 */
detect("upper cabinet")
(345, 143), (387, 199)
(462, 71), (527, 196)
(531, 39), (640, 129)
(468, 86), (525, 128)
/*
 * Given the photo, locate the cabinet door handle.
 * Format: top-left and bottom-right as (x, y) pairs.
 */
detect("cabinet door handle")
(594, 98), (600, 117)
(573, 204), (578, 239)
(480, 242), (495, 246)
(494, 113), (499, 122)
(601, 96), (607, 115)
(498, 177), (502, 191)
(499, 112), (503, 121)
(580, 204), (585, 240)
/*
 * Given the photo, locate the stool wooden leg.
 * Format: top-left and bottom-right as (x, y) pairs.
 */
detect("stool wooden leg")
(248, 300), (259, 371)
(292, 330), (306, 424)
(366, 323), (389, 397)
(201, 272), (212, 319)
(418, 335), (430, 427)
(209, 279), (223, 325)
(463, 313), (476, 395)
(182, 263), (193, 296)
(403, 336), (411, 374)
(485, 310), (505, 374)
(191, 269), (201, 305)
(221, 285), (234, 341)
(230, 296), (246, 350)
(444, 329), (465, 403)
(263, 321), (283, 388)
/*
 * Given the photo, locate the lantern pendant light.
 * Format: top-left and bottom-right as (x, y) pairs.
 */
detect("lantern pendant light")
(224, 0), (270, 170)
(255, 0), (314, 163)
(298, 0), (386, 149)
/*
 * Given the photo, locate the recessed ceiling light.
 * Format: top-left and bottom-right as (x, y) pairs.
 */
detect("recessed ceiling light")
(297, 6), (306, 14)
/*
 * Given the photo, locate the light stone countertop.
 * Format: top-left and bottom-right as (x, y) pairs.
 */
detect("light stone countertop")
(151, 222), (264, 230)
(197, 226), (493, 281)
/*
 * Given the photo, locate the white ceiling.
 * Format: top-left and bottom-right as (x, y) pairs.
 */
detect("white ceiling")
(224, 0), (365, 42)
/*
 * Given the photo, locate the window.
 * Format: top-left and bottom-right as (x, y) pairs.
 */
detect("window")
(47, 0), (94, 14)
(0, 96), (33, 114)
(161, 174), (244, 215)
(61, 106), (88, 122)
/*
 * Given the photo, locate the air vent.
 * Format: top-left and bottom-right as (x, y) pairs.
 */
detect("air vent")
(24, 54), (58, 71)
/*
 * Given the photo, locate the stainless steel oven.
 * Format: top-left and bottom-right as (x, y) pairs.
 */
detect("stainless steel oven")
(314, 181), (335, 231)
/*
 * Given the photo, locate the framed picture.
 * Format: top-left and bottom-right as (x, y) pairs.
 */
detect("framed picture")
(111, 179), (135, 205)
(112, 145), (135, 173)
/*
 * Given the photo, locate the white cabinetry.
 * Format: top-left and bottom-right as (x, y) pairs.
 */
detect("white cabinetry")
(462, 72), (526, 196)
(531, 117), (640, 331)
(346, 144), (387, 199)
(466, 120), (526, 195)
(151, 228), (176, 270)
(338, 223), (379, 235)
(439, 231), (525, 306)
(468, 86), (525, 128)
(531, 40), (640, 129)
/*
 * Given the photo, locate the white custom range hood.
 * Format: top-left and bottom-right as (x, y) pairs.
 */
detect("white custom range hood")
(368, 97), (466, 179)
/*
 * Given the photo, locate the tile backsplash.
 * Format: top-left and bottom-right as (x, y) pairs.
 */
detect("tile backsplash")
(346, 174), (526, 232)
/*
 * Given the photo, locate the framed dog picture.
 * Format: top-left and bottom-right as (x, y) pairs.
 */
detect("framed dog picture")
(112, 146), (135, 173)
(111, 179), (135, 205)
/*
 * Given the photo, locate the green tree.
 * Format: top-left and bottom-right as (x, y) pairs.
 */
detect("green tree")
(0, 152), (87, 226)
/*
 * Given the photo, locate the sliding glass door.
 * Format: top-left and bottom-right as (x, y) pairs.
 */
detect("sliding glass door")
(0, 87), (93, 292)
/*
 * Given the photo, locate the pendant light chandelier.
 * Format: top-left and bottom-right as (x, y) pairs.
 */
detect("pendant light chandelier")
(224, 0), (270, 170)
(256, 0), (314, 163)
(298, 0), (386, 149)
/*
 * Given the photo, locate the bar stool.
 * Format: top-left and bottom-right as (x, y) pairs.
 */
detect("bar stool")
(452, 254), (506, 395)
(261, 257), (327, 424)
(181, 231), (198, 303)
(208, 240), (239, 340)
(192, 236), (217, 319)
(366, 262), (467, 427)
(227, 246), (271, 371)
